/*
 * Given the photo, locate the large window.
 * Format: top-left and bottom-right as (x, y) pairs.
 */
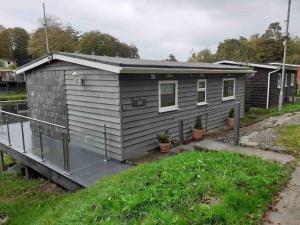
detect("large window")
(291, 73), (295, 86)
(159, 80), (178, 112)
(197, 79), (207, 105)
(222, 78), (235, 101)
(277, 73), (282, 88)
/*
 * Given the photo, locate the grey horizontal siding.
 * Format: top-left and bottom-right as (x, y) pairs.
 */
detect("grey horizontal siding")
(120, 74), (245, 159)
(60, 62), (122, 160)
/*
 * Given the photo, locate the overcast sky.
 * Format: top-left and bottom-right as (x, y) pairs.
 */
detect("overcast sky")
(1, 0), (300, 61)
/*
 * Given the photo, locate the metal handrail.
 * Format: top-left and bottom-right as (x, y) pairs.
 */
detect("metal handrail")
(0, 110), (66, 129)
(0, 100), (27, 104)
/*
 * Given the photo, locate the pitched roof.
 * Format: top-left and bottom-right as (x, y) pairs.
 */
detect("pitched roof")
(17, 52), (254, 74)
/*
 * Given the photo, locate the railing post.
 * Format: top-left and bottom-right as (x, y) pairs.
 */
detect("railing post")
(0, 150), (4, 171)
(62, 132), (70, 173)
(20, 120), (26, 153)
(6, 114), (11, 146)
(178, 120), (184, 144)
(38, 125), (44, 161)
(205, 104), (208, 135)
(233, 102), (241, 145)
(104, 124), (108, 162)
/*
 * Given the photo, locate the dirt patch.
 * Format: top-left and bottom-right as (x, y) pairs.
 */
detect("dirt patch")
(37, 181), (65, 193)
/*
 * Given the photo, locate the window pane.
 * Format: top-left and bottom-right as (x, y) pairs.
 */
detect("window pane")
(161, 83), (175, 107)
(198, 81), (205, 89)
(223, 80), (234, 98)
(198, 91), (205, 103)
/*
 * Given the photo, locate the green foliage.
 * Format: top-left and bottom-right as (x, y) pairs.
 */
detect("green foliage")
(165, 54), (177, 62)
(28, 17), (79, 58)
(277, 125), (300, 156)
(34, 151), (292, 225)
(0, 172), (66, 225)
(241, 102), (300, 126)
(0, 89), (27, 101)
(228, 108), (235, 118)
(190, 22), (300, 64)
(79, 31), (139, 58)
(194, 114), (203, 129)
(157, 130), (171, 143)
(188, 48), (216, 63)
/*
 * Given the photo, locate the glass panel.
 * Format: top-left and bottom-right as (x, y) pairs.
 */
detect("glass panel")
(198, 81), (205, 89)
(161, 83), (175, 107)
(223, 80), (234, 98)
(198, 91), (205, 103)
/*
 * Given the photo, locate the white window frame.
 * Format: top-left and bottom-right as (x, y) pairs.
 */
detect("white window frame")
(291, 73), (295, 86)
(285, 73), (288, 87)
(222, 78), (236, 101)
(197, 79), (207, 106)
(277, 73), (282, 89)
(158, 80), (178, 113)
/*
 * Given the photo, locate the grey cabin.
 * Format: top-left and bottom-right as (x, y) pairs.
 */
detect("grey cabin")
(216, 60), (298, 109)
(17, 53), (252, 161)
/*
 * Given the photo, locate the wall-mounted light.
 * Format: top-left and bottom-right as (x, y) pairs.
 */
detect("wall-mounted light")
(72, 71), (83, 85)
(166, 74), (173, 78)
(150, 74), (156, 80)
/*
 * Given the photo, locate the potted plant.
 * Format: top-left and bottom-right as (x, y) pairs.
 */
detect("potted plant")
(157, 130), (171, 153)
(228, 108), (235, 128)
(193, 115), (205, 140)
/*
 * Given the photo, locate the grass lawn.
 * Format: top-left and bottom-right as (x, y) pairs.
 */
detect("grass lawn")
(0, 172), (66, 225)
(29, 151), (292, 225)
(277, 125), (300, 157)
(241, 101), (300, 126)
(0, 89), (27, 101)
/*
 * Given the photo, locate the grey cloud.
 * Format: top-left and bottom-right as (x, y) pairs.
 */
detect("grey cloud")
(0, 0), (299, 61)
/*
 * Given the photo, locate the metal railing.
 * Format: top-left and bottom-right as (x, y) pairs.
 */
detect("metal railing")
(0, 110), (70, 173)
(0, 100), (28, 115)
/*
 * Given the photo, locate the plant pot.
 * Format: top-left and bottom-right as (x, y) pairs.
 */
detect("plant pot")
(192, 128), (205, 140)
(159, 142), (171, 153)
(227, 117), (234, 128)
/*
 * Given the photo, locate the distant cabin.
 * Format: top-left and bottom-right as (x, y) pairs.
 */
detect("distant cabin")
(17, 53), (252, 161)
(215, 60), (298, 109)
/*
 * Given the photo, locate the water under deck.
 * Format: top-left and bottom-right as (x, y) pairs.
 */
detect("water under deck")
(0, 121), (130, 190)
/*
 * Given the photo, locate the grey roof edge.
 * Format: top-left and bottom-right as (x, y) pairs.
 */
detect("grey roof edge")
(17, 52), (253, 74)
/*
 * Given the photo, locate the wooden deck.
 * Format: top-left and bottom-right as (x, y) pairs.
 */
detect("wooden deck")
(0, 121), (130, 190)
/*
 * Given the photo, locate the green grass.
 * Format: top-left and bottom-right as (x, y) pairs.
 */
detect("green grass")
(0, 172), (66, 225)
(297, 90), (300, 97)
(241, 102), (300, 126)
(277, 125), (300, 157)
(29, 151), (291, 225)
(0, 89), (27, 101)
(3, 153), (14, 167)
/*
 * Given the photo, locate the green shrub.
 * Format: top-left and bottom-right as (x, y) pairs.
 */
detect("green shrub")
(157, 130), (171, 143)
(194, 114), (203, 129)
(228, 108), (235, 118)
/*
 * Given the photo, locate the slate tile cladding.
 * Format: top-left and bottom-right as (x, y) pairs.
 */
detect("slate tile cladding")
(26, 70), (67, 139)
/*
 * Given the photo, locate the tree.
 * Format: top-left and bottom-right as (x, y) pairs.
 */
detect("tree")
(28, 16), (79, 58)
(0, 28), (12, 59)
(262, 22), (282, 41)
(165, 54), (177, 61)
(188, 49), (216, 63)
(79, 31), (139, 58)
(7, 27), (29, 64)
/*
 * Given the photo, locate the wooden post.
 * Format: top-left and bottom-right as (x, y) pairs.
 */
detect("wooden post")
(233, 102), (241, 145)
(0, 151), (4, 171)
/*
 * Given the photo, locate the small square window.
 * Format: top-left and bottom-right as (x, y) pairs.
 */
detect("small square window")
(197, 79), (207, 105)
(159, 80), (178, 112)
(291, 73), (295, 86)
(222, 78), (235, 101)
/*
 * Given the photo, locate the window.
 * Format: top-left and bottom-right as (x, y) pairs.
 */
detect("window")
(277, 73), (282, 88)
(222, 78), (235, 101)
(291, 73), (295, 86)
(159, 80), (178, 112)
(285, 73), (288, 87)
(197, 79), (207, 105)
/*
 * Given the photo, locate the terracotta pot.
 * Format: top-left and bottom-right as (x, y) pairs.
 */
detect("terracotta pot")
(227, 117), (234, 128)
(159, 142), (171, 153)
(192, 128), (205, 140)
